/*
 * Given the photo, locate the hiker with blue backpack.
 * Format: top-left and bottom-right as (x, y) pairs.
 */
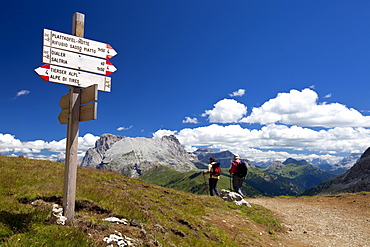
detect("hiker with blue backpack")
(229, 155), (248, 197)
(203, 157), (221, 196)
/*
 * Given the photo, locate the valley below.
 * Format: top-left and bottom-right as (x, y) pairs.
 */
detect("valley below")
(248, 193), (370, 247)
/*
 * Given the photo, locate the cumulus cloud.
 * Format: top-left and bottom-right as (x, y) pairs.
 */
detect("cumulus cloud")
(229, 89), (246, 97)
(182, 117), (199, 124)
(153, 124), (369, 163)
(152, 129), (177, 139)
(0, 133), (99, 160)
(4, 87), (369, 163)
(323, 93), (332, 98)
(152, 88), (370, 162)
(240, 88), (370, 128)
(14, 90), (30, 99)
(201, 99), (247, 123)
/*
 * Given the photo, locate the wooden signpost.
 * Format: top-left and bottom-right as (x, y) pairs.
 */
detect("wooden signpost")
(34, 12), (117, 224)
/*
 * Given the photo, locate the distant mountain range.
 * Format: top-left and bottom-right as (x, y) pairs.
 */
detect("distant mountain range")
(80, 134), (366, 196)
(254, 155), (360, 176)
(302, 147), (370, 196)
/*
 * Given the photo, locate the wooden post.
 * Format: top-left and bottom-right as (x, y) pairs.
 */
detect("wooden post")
(63, 12), (85, 224)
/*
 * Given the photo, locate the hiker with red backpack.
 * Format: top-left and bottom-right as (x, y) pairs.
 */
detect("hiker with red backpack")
(229, 155), (248, 197)
(203, 157), (221, 196)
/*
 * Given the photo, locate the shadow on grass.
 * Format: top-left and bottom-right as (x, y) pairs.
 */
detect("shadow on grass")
(0, 210), (35, 234)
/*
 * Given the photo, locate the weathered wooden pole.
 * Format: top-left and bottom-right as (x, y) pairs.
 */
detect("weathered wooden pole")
(63, 12), (84, 224)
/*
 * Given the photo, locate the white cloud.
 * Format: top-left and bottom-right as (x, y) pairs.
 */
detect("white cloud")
(152, 129), (177, 139)
(229, 89), (246, 97)
(153, 123), (369, 163)
(151, 88), (370, 163)
(201, 99), (247, 123)
(240, 88), (370, 128)
(323, 93), (332, 98)
(4, 87), (370, 164)
(117, 125), (133, 131)
(182, 117), (199, 124)
(0, 133), (99, 160)
(14, 90), (30, 99)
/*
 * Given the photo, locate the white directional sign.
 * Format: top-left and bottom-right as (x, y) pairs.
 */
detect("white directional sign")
(43, 46), (117, 75)
(34, 64), (111, 92)
(43, 29), (117, 59)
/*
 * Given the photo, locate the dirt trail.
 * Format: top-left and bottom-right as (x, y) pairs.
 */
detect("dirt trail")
(248, 193), (370, 247)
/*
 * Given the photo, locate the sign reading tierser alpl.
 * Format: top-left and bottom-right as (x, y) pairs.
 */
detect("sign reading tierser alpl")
(34, 64), (111, 92)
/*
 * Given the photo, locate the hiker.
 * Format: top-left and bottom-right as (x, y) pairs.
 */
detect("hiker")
(229, 155), (247, 197)
(203, 157), (220, 196)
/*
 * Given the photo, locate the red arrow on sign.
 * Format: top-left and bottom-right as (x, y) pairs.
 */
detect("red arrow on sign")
(36, 64), (50, 81)
(105, 60), (116, 75)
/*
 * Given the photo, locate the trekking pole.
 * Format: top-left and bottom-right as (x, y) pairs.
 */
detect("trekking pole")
(202, 172), (209, 195)
(229, 175), (232, 191)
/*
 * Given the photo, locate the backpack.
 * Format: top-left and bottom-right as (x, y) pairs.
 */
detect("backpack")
(211, 162), (221, 176)
(235, 161), (248, 178)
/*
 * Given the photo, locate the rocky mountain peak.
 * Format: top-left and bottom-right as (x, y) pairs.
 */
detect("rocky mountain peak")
(360, 147), (370, 160)
(95, 133), (125, 155)
(315, 147), (370, 194)
(266, 161), (285, 170)
(80, 134), (198, 177)
(161, 135), (181, 146)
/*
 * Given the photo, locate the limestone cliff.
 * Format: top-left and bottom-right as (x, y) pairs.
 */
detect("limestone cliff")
(80, 134), (198, 177)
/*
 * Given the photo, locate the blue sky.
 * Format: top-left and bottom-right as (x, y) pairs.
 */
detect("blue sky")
(2, 0), (370, 163)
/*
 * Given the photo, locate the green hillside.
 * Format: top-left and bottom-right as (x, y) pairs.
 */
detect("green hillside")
(264, 163), (335, 193)
(141, 165), (302, 197)
(0, 156), (284, 246)
(246, 167), (301, 196)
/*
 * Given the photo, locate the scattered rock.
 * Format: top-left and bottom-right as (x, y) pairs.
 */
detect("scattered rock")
(103, 217), (128, 225)
(103, 231), (136, 246)
(130, 220), (140, 227)
(220, 189), (252, 207)
(50, 204), (67, 225)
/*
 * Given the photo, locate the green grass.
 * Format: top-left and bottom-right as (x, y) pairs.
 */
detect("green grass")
(0, 155), (284, 246)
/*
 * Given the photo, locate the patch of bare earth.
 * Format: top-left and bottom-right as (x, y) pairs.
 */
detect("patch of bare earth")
(248, 193), (370, 247)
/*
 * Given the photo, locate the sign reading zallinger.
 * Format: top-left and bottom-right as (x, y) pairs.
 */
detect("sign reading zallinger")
(43, 29), (117, 59)
(34, 64), (111, 92)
